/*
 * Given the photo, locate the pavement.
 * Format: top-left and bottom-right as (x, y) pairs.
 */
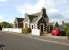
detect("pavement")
(4, 31), (69, 46)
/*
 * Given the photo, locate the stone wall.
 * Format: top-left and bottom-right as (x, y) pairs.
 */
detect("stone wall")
(2, 28), (22, 33)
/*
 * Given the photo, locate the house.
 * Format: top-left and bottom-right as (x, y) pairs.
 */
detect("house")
(23, 8), (49, 34)
(14, 18), (24, 28)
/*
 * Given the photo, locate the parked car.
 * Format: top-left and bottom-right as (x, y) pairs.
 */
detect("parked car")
(51, 27), (61, 36)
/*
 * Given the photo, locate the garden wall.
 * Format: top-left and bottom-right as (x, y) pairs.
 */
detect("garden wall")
(32, 29), (40, 36)
(2, 28), (22, 33)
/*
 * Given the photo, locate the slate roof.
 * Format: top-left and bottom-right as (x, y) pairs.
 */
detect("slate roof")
(24, 8), (48, 23)
(27, 12), (42, 23)
(16, 18), (24, 22)
(28, 15), (38, 23)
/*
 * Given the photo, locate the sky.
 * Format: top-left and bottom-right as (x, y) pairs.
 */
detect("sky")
(0, 0), (69, 24)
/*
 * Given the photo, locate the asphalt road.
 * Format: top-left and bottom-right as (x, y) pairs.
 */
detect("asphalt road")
(0, 31), (69, 50)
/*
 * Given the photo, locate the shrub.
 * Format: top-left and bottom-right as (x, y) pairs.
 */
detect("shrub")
(27, 28), (31, 33)
(22, 28), (31, 33)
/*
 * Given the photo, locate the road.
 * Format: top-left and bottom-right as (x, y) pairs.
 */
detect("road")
(0, 31), (69, 50)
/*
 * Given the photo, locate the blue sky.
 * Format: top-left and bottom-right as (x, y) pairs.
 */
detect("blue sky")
(0, 0), (69, 24)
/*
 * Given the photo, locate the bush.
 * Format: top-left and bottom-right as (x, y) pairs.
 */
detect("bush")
(22, 28), (31, 33)
(27, 28), (31, 33)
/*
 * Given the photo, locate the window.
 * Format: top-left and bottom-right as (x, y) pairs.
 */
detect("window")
(32, 25), (33, 29)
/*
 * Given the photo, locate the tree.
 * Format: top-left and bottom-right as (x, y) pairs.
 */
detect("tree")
(64, 23), (69, 39)
(0, 22), (13, 28)
(55, 22), (59, 27)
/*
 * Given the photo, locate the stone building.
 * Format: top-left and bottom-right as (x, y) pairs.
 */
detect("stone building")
(23, 8), (49, 34)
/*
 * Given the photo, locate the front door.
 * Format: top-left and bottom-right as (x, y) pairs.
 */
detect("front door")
(40, 24), (43, 32)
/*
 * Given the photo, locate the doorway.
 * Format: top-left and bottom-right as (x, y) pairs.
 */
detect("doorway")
(40, 25), (43, 32)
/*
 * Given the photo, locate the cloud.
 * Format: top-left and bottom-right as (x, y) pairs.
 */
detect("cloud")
(16, 3), (33, 17)
(16, 0), (60, 15)
(32, 0), (46, 13)
(46, 0), (69, 23)
(63, 10), (69, 23)
(49, 18), (63, 24)
(7, 16), (15, 23)
(47, 9), (59, 14)
(16, 0), (46, 15)
(16, 0), (69, 22)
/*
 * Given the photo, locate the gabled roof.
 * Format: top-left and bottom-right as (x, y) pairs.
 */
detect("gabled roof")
(28, 15), (37, 22)
(24, 8), (48, 23)
(27, 11), (42, 23)
(15, 18), (24, 22)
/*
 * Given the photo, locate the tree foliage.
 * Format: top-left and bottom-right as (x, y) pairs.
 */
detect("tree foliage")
(55, 22), (59, 27)
(64, 23), (69, 36)
(0, 22), (13, 28)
